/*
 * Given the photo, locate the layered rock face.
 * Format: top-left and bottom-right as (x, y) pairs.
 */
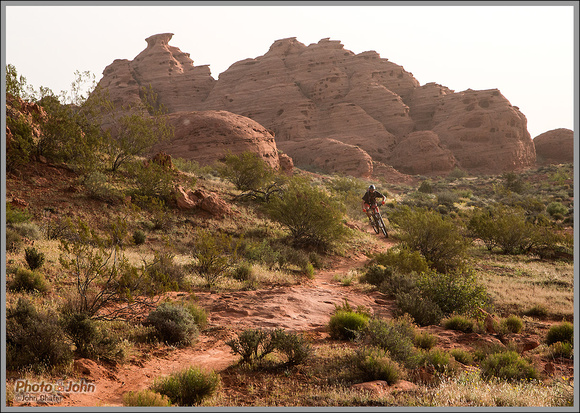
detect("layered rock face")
(95, 33), (543, 177)
(533, 128), (574, 165)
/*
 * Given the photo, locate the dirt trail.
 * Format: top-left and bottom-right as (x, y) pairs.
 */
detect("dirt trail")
(27, 233), (397, 407)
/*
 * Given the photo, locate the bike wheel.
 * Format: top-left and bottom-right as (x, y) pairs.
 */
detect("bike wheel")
(377, 214), (388, 237)
(371, 214), (380, 233)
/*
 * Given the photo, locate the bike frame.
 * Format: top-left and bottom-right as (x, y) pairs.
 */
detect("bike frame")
(369, 204), (388, 237)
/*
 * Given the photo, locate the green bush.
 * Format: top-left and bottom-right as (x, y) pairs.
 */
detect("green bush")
(127, 160), (175, 202)
(499, 315), (524, 334)
(362, 316), (417, 366)
(6, 298), (73, 371)
(123, 389), (172, 406)
(270, 329), (314, 366)
(360, 264), (391, 287)
(61, 312), (124, 362)
(546, 202), (568, 218)
(480, 350), (539, 381)
(225, 328), (276, 364)
(545, 321), (573, 346)
(369, 246), (430, 275)
(231, 261), (254, 281)
(354, 346), (401, 385)
(151, 366), (220, 406)
(394, 292), (444, 327)
(182, 302), (209, 330)
(442, 315), (476, 333)
(82, 171), (123, 202)
(449, 348), (474, 366)
(132, 230), (147, 245)
(265, 176), (349, 251)
(192, 229), (240, 288)
(417, 348), (457, 375)
(6, 203), (33, 224)
(523, 304), (549, 319)
(217, 151), (275, 191)
(6, 112), (35, 171)
(328, 308), (370, 341)
(6, 227), (23, 252)
(144, 302), (199, 346)
(389, 206), (470, 272)
(24, 246), (45, 270)
(414, 331), (438, 350)
(417, 180), (433, 193)
(10, 267), (49, 293)
(378, 270), (419, 299)
(547, 342), (573, 359)
(11, 222), (42, 240)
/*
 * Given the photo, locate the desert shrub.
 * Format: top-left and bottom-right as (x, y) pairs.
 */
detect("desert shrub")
(217, 150), (275, 191)
(270, 329), (314, 366)
(182, 301), (209, 330)
(61, 312), (124, 362)
(265, 176), (349, 251)
(417, 348), (457, 375)
(417, 180), (433, 193)
(394, 292), (444, 326)
(6, 203), (33, 224)
(192, 228), (241, 288)
(354, 346), (401, 384)
(123, 389), (172, 407)
(144, 252), (188, 292)
(480, 350), (539, 382)
(447, 167), (468, 180)
(545, 322), (573, 346)
(449, 348), (475, 366)
(144, 302), (199, 346)
(82, 171), (123, 202)
(547, 342), (573, 359)
(231, 261), (254, 281)
(442, 315), (476, 333)
(9, 267), (49, 293)
(369, 246), (430, 275)
(437, 190), (459, 207)
(225, 328), (277, 364)
(328, 300), (371, 341)
(529, 225), (573, 260)
(6, 298), (73, 371)
(10, 222), (43, 241)
(360, 264), (391, 287)
(24, 246), (45, 270)
(6, 228), (23, 252)
(362, 315), (417, 366)
(127, 160), (175, 202)
(414, 331), (438, 350)
(389, 205), (470, 272)
(501, 172), (527, 194)
(378, 270), (419, 299)
(132, 229), (147, 245)
(546, 201), (568, 218)
(523, 304), (549, 318)
(415, 269), (490, 318)
(151, 366), (220, 406)
(499, 315), (524, 334)
(468, 205), (535, 254)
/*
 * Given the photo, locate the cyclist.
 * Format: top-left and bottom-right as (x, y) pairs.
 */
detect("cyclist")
(362, 184), (386, 220)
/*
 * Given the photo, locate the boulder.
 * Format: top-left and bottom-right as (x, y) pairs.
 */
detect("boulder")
(533, 128), (574, 165)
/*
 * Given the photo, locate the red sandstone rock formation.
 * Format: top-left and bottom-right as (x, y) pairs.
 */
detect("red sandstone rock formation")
(533, 128), (574, 165)
(93, 33), (550, 176)
(149, 110), (280, 169)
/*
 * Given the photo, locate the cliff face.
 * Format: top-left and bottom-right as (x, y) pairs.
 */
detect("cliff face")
(533, 128), (574, 165)
(94, 33), (542, 177)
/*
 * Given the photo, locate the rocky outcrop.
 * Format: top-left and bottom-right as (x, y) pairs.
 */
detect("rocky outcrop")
(149, 110), (280, 169)
(430, 89), (536, 173)
(277, 138), (373, 178)
(533, 128), (574, 165)
(94, 33), (547, 177)
(388, 131), (457, 176)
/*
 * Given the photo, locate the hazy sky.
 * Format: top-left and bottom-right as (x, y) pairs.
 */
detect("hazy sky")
(2, 1), (577, 139)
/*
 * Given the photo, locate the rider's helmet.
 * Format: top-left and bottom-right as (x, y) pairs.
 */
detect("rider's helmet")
(368, 185), (375, 190)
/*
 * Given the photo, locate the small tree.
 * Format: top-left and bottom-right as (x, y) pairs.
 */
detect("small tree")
(218, 151), (276, 191)
(192, 229), (241, 288)
(265, 176), (349, 251)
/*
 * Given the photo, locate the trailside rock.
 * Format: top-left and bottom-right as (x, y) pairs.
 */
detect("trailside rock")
(533, 128), (574, 165)
(149, 110), (280, 169)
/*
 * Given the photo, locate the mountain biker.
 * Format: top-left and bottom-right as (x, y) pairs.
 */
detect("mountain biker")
(362, 184), (386, 219)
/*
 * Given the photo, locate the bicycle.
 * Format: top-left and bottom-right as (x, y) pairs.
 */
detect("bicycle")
(367, 203), (388, 237)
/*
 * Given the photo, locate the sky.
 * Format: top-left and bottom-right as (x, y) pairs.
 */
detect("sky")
(2, 1), (578, 139)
